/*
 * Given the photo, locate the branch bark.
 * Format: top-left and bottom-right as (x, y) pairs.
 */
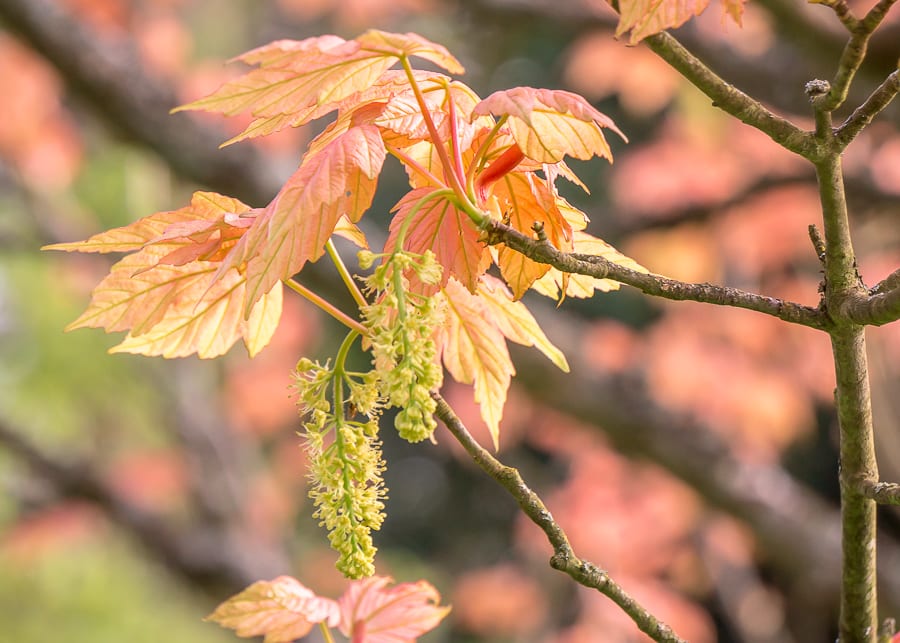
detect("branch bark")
(484, 220), (831, 330)
(433, 392), (688, 643)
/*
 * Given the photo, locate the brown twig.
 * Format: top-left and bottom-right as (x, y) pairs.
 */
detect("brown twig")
(432, 391), (688, 643)
(484, 219), (831, 330)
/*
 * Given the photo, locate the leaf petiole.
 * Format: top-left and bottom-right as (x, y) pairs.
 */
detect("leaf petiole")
(400, 55), (467, 199)
(319, 622), (337, 643)
(469, 115), (509, 186)
(386, 143), (447, 188)
(326, 239), (368, 310)
(285, 278), (368, 336)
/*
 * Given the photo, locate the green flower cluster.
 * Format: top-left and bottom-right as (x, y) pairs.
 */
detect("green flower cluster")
(359, 250), (445, 443)
(294, 358), (387, 578)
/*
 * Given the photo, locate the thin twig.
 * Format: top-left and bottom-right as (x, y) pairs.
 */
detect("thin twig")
(836, 70), (900, 150)
(823, 0), (898, 112)
(483, 220), (831, 330)
(432, 392), (688, 643)
(643, 32), (816, 159)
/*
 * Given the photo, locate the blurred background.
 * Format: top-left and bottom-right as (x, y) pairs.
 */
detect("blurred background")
(0, 0), (899, 641)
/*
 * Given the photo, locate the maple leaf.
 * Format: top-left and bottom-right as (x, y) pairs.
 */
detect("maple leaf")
(491, 172), (574, 299)
(173, 30), (463, 146)
(531, 230), (648, 300)
(385, 187), (489, 293)
(476, 275), (569, 372)
(239, 124), (386, 313)
(206, 576), (341, 643)
(338, 576), (451, 643)
(472, 87), (626, 164)
(44, 191), (252, 254)
(436, 276), (566, 448)
(615, 0), (743, 44)
(69, 245), (282, 359)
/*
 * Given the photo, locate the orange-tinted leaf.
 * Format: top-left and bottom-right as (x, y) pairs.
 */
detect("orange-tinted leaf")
(532, 230), (647, 299)
(69, 245), (282, 359)
(174, 35), (396, 145)
(241, 125), (385, 313)
(721, 0), (745, 26)
(472, 87), (626, 164)
(438, 278), (514, 448)
(385, 188), (488, 292)
(206, 576), (341, 643)
(356, 30), (464, 75)
(492, 172), (573, 299)
(476, 275), (569, 372)
(44, 191), (251, 254)
(616, 0), (710, 44)
(338, 576), (451, 643)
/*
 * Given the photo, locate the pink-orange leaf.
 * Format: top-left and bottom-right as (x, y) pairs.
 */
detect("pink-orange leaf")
(615, 0), (743, 44)
(437, 278), (515, 448)
(69, 245), (281, 359)
(472, 87), (626, 164)
(241, 124), (385, 313)
(385, 188), (488, 293)
(173, 35), (393, 145)
(44, 192), (251, 254)
(338, 576), (451, 643)
(206, 576), (341, 643)
(174, 31), (463, 146)
(476, 275), (569, 372)
(356, 30), (464, 75)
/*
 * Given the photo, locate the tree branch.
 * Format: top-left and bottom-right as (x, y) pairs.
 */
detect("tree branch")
(642, 32), (816, 158)
(839, 286), (900, 326)
(483, 220), (831, 330)
(822, 0), (898, 111)
(432, 391), (688, 643)
(836, 69), (900, 150)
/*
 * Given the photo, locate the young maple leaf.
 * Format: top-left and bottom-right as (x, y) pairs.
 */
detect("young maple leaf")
(384, 187), (490, 293)
(173, 30), (463, 146)
(615, 0), (744, 44)
(237, 124), (386, 314)
(338, 576), (451, 643)
(437, 276), (568, 448)
(45, 191), (282, 359)
(205, 576), (341, 643)
(472, 87), (626, 164)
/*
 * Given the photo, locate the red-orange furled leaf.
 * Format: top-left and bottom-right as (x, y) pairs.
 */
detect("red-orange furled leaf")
(472, 87), (626, 164)
(356, 30), (465, 75)
(492, 172), (573, 299)
(69, 245), (282, 359)
(437, 278), (514, 448)
(206, 576), (341, 643)
(532, 230), (648, 300)
(616, 0), (711, 44)
(173, 35), (395, 145)
(477, 275), (569, 372)
(338, 576), (450, 643)
(475, 144), (526, 203)
(241, 125), (385, 313)
(43, 192), (251, 254)
(385, 188), (488, 293)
